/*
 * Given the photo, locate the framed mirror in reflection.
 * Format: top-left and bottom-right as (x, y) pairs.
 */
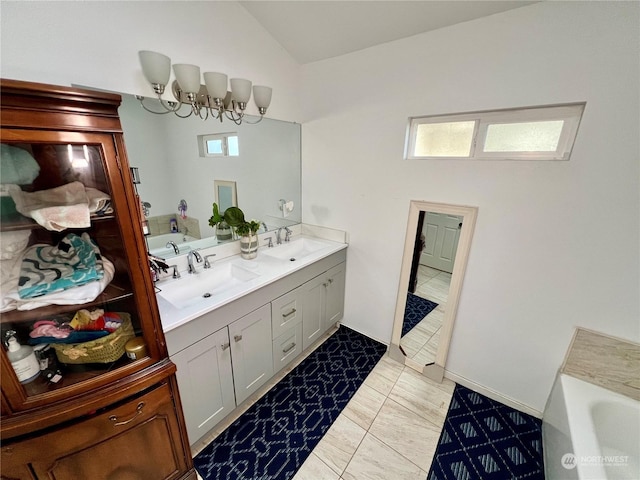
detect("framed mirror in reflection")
(389, 201), (478, 383)
(117, 92), (301, 259)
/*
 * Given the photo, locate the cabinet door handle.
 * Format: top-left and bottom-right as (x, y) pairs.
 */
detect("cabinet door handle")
(282, 343), (296, 353)
(234, 334), (243, 342)
(109, 402), (145, 427)
(327, 278), (334, 284)
(282, 308), (297, 318)
(221, 342), (230, 350)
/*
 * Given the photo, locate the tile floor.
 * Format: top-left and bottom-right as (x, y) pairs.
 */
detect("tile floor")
(293, 355), (454, 480)
(193, 339), (455, 480)
(401, 265), (452, 365)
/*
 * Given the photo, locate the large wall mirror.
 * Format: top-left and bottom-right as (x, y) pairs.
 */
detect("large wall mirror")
(116, 92), (301, 259)
(389, 201), (478, 382)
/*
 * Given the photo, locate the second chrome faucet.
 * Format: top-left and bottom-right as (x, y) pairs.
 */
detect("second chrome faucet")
(187, 249), (203, 274)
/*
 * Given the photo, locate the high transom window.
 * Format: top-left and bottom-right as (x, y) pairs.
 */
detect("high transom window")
(198, 132), (239, 157)
(405, 103), (585, 161)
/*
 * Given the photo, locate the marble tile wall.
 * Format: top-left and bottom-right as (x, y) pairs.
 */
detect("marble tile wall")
(562, 327), (640, 400)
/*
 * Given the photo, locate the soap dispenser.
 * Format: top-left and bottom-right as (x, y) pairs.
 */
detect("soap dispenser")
(5, 330), (40, 384)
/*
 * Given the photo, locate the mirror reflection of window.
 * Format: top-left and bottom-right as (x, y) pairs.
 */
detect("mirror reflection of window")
(199, 133), (239, 157)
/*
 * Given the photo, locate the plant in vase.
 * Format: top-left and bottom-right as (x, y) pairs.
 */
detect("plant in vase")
(235, 219), (261, 260)
(208, 203), (261, 259)
(208, 203), (245, 241)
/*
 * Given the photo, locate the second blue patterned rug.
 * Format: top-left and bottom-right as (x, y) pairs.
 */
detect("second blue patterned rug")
(193, 326), (386, 480)
(428, 384), (545, 480)
(403, 292), (438, 336)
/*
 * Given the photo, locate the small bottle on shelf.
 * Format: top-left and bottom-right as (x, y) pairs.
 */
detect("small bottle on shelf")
(5, 330), (40, 384)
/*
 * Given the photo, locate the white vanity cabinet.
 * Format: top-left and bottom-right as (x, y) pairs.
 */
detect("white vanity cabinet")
(229, 304), (273, 405)
(302, 263), (346, 350)
(164, 248), (347, 445)
(172, 327), (235, 442)
(172, 305), (273, 442)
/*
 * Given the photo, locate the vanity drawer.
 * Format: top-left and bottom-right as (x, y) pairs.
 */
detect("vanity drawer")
(272, 323), (303, 373)
(271, 286), (303, 338)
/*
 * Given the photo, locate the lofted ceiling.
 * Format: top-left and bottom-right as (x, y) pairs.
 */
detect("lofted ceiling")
(240, 1), (539, 64)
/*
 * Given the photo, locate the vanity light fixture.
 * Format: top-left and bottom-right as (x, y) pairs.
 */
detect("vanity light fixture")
(136, 50), (272, 125)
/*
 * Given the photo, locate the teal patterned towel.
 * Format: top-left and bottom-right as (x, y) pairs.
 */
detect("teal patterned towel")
(18, 233), (104, 299)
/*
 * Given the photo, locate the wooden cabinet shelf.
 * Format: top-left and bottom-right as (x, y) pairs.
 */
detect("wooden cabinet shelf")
(0, 280), (133, 325)
(0, 213), (116, 232)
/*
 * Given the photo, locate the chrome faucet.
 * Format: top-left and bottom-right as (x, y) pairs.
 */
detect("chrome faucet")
(276, 226), (292, 245)
(204, 254), (216, 269)
(166, 241), (180, 255)
(187, 249), (203, 274)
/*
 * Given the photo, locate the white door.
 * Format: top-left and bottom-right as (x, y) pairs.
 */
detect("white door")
(172, 327), (235, 444)
(420, 212), (462, 273)
(229, 304), (273, 405)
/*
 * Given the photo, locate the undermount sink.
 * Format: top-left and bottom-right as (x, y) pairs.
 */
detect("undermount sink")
(158, 262), (259, 309)
(261, 237), (329, 262)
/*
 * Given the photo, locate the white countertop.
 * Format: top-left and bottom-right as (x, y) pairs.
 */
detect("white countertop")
(156, 235), (347, 333)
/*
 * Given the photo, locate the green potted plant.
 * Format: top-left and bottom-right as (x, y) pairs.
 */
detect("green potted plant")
(208, 203), (245, 241)
(208, 203), (261, 259)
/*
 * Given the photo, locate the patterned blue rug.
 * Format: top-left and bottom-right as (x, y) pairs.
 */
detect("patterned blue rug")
(402, 292), (438, 336)
(193, 326), (387, 480)
(428, 384), (545, 480)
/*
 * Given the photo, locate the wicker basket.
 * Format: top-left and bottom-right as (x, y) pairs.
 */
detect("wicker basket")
(52, 313), (135, 364)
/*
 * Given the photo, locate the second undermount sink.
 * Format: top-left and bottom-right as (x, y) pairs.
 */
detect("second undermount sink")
(261, 237), (330, 262)
(158, 262), (259, 309)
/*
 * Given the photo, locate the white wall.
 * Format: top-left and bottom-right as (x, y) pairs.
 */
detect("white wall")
(0, 1), (301, 121)
(2, 0), (638, 413)
(300, 1), (639, 412)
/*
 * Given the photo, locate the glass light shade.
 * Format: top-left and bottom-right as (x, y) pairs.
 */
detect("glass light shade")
(230, 78), (252, 103)
(173, 64), (201, 94)
(204, 72), (228, 100)
(139, 50), (171, 86)
(252, 86), (272, 109)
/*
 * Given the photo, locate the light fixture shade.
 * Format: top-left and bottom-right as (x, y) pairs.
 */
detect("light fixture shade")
(139, 50), (171, 86)
(252, 86), (272, 110)
(204, 72), (228, 100)
(173, 64), (201, 94)
(230, 78), (252, 103)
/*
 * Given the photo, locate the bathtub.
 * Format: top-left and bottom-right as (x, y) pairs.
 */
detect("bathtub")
(543, 373), (639, 480)
(146, 232), (202, 258)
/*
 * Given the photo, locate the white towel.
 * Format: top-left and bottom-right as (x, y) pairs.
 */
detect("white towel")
(9, 182), (90, 231)
(7, 183), (113, 231)
(86, 187), (112, 214)
(1, 256), (115, 312)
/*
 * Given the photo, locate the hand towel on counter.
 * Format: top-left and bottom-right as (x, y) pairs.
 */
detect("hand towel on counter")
(17, 233), (104, 299)
(0, 144), (41, 185)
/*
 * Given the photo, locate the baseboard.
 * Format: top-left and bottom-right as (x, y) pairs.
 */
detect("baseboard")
(444, 370), (542, 419)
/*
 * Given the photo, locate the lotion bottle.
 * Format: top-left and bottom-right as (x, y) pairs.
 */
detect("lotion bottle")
(5, 330), (40, 384)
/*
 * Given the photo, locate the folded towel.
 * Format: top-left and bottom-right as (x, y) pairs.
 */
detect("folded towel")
(0, 229), (31, 260)
(0, 144), (41, 184)
(85, 187), (111, 214)
(18, 233), (103, 299)
(6, 256), (114, 311)
(0, 255), (23, 312)
(9, 182), (90, 231)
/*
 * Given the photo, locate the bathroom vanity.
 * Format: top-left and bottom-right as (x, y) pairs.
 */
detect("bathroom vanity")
(157, 233), (347, 444)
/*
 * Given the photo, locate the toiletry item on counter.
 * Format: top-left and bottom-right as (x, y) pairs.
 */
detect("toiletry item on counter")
(125, 337), (147, 360)
(170, 217), (178, 233)
(5, 330), (40, 384)
(33, 343), (62, 383)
